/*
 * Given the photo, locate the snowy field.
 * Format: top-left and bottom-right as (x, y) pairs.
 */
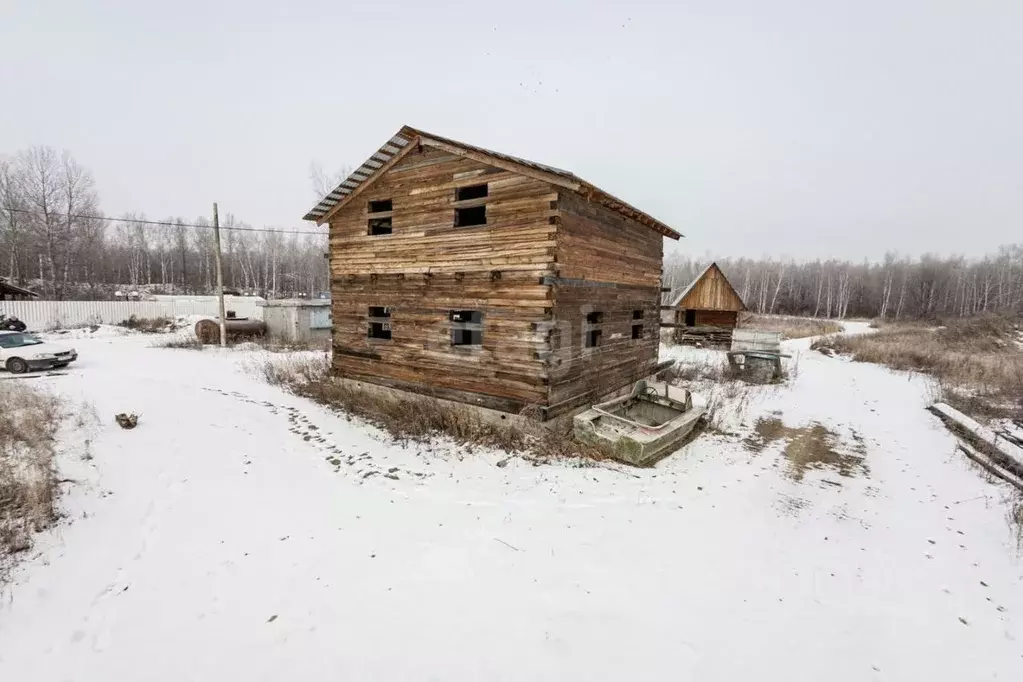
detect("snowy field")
(1, 322), (1021, 681)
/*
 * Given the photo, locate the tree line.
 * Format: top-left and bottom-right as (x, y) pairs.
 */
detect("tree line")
(664, 247), (1023, 320)
(4, 145), (1022, 318)
(1, 146), (329, 300)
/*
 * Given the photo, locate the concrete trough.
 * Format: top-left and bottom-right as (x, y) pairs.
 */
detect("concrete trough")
(573, 382), (706, 466)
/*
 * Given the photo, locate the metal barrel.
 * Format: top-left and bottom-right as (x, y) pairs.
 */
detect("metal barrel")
(194, 318), (267, 345)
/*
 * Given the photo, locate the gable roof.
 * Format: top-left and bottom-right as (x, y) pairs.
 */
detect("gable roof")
(0, 278), (38, 298)
(303, 125), (681, 240)
(671, 262), (747, 311)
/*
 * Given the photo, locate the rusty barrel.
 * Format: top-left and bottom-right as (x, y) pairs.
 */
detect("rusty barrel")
(194, 318), (267, 345)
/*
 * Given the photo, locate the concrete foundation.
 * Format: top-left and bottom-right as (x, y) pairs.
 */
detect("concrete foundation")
(335, 376), (534, 430)
(331, 372), (672, 436)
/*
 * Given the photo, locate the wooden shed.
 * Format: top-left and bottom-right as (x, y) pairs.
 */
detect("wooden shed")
(305, 125), (682, 420)
(669, 262), (746, 346)
(0, 278), (38, 301)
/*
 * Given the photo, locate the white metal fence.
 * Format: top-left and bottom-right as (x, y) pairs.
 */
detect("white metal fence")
(0, 297), (264, 331)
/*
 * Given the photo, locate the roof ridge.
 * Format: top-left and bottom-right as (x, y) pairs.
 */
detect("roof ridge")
(303, 126), (681, 239)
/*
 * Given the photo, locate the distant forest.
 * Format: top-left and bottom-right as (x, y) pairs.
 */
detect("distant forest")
(4, 145), (1022, 318)
(1, 146), (329, 299)
(664, 247), (1023, 320)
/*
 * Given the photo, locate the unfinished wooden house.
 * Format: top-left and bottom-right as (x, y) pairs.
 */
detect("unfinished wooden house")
(304, 126), (681, 420)
(669, 262), (746, 347)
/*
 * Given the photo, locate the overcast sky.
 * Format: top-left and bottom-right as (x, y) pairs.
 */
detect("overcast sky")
(2, 0), (1020, 261)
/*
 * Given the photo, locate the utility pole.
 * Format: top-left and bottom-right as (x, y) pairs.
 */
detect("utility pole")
(213, 202), (227, 348)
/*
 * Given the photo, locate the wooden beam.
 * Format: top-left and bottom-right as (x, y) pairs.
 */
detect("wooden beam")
(956, 442), (1023, 492)
(335, 346), (383, 361)
(335, 370), (534, 415)
(419, 136), (582, 193)
(660, 323), (734, 329)
(542, 275), (659, 292)
(317, 137), (420, 225)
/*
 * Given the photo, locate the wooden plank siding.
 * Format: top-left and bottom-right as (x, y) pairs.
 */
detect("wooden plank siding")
(545, 193), (663, 418)
(328, 146), (557, 412)
(327, 144), (669, 418)
(671, 309), (738, 347)
(668, 263), (744, 347)
(693, 310), (738, 327)
(676, 263), (745, 311)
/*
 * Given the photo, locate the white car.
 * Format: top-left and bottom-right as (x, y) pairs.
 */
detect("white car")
(0, 331), (78, 374)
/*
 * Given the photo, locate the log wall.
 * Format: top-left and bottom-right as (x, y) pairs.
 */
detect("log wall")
(693, 310), (738, 327)
(546, 193), (663, 417)
(328, 146), (556, 412)
(670, 310), (738, 347)
(326, 145), (668, 417)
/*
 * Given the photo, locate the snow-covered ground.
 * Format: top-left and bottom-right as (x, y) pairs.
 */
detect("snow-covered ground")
(1, 323), (1021, 681)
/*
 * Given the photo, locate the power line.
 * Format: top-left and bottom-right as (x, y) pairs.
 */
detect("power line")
(0, 207), (326, 236)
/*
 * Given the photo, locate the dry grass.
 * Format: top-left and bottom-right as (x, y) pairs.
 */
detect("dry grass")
(655, 357), (735, 383)
(745, 416), (869, 481)
(655, 355), (789, 434)
(658, 351), (791, 386)
(741, 313), (844, 339)
(118, 315), (177, 334)
(250, 335), (329, 353)
(254, 355), (615, 464)
(0, 381), (61, 566)
(1010, 495), (1023, 548)
(813, 314), (1023, 421)
(153, 335), (205, 350)
(156, 333), (326, 353)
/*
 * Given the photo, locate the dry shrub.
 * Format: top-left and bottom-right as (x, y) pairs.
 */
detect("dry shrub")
(249, 335), (329, 354)
(156, 333), (325, 353)
(934, 315), (1020, 352)
(659, 352), (789, 386)
(813, 314), (1023, 420)
(742, 314), (844, 339)
(154, 335), (205, 350)
(1010, 495), (1023, 548)
(656, 357), (733, 383)
(656, 354), (787, 434)
(118, 315), (176, 334)
(255, 356), (613, 463)
(0, 382), (61, 563)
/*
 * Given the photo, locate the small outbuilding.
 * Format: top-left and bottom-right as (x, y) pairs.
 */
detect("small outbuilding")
(0, 278), (38, 301)
(669, 262), (746, 347)
(257, 299), (332, 348)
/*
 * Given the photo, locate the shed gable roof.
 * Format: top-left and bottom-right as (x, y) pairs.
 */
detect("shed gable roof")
(0, 278), (38, 298)
(303, 125), (681, 240)
(671, 262), (747, 311)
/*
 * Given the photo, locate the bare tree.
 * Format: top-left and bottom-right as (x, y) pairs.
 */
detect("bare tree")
(308, 161), (352, 199)
(0, 157), (27, 280)
(58, 152), (100, 295)
(17, 146), (64, 296)
(768, 262), (786, 314)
